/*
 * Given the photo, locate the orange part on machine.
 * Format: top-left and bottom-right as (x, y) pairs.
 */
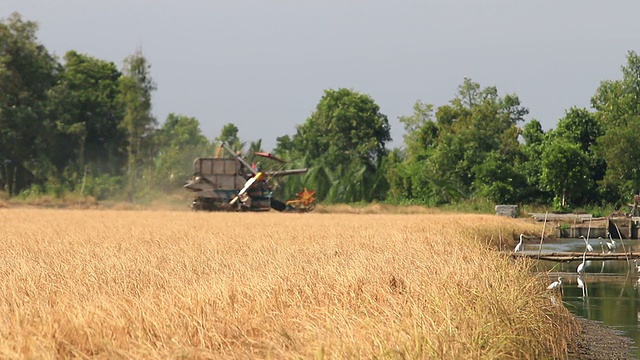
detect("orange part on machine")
(287, 188), (316, 207)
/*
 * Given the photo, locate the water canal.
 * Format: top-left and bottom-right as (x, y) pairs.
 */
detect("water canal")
(529, 237), (640, 358)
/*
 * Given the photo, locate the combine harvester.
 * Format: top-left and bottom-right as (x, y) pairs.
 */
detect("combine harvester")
(184, 143), (315, 212)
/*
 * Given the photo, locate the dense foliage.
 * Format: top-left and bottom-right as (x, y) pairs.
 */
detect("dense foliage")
(0, 14), (214, 201)
(1, 12), (639, 210)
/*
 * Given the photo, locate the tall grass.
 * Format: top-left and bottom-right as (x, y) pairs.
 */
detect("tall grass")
(0, 209), (576, 359)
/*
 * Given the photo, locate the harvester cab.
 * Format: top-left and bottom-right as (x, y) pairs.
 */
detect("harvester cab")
(184, 143), (311, 212)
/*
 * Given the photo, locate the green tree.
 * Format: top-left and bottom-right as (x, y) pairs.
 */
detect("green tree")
(215, 123), (244, 152)
(119, 49), (156, 200)
(517, 119), (552, 203)
(540, 138), (590, 208)
(381, 148), (407, 202)
(245, 139), (264, 166)
(553, 107), (604, 205)
(0, 13), (58, 195)
(388, 98), (465, 205)
(48, 50), (125, 178)
(270, 135), (308, 201)
(555, 107), (602, 152)
(291, 88), (391, 202)
(592, 51), (640, 197)
(294, 88), (391, 165)
(398, 100), (437, 160)
(596, 127), (640, 201)
(396, 78), (528, 205)
(153, 113), (213, 190)
(273, 135), (293, 155)
(385, 100), (438, 203)
(472, 126), (528, 204)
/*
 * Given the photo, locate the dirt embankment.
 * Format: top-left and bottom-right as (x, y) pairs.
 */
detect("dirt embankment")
(570, 317), (636, 360)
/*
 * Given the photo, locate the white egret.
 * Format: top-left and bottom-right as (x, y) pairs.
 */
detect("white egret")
(514, 233), (524, 253)
(577, 275), (586, 297)
(579, 235), (594, 252)
(608, 234), (618, 250)
(634, 260), (640, 273)
(599, 236), (614, 252)
(577, 250), (587, 274)
(547, 276), (563, 290)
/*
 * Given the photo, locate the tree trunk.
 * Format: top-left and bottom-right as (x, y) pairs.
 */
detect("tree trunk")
(0, 161), (5, 194)
(6, 162), (15, 196)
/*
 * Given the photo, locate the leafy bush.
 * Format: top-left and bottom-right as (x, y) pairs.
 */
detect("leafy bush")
(81, 175), (123, 200)
(16, 184), (46, 199)
(552, 196), (570, 213)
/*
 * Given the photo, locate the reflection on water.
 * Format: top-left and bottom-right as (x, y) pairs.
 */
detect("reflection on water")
(563, 275), (640, 358)
(533, 238), (640, 358)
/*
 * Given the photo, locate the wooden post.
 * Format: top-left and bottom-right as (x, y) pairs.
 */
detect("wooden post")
(538, 212), (548, 260)
(612, 221), (631, 270)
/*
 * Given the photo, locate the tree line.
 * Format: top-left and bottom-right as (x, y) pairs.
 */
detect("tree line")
(1, 13), (639, 210)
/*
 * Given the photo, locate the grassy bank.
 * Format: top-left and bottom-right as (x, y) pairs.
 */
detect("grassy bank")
(0, 209), (577, 359)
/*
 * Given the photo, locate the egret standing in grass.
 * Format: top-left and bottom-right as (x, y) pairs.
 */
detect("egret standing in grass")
(580, 235), (594, 252)
(547, 276), (563, 290)
(514, 233), (524, 253)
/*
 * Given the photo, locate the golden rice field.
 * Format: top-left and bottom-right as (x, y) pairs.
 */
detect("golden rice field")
(0, 208), (578, 359)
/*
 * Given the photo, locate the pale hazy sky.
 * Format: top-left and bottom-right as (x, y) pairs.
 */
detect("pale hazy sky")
(3, 1), (639, 151)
